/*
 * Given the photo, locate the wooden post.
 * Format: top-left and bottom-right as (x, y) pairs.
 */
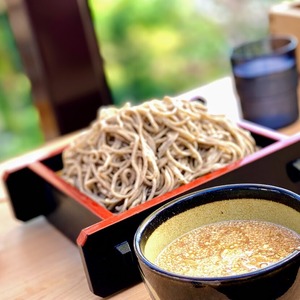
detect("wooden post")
(6, 0), (113, 139)
(269, 1), (300, 72)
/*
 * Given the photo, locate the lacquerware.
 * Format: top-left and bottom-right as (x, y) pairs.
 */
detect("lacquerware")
(4, 121), (300, 297)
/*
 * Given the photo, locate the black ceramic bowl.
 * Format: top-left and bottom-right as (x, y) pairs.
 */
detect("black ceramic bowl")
(134, 184), (300, 300)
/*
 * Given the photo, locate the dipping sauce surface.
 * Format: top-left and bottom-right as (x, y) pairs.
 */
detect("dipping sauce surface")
(155, 220), (300, 277)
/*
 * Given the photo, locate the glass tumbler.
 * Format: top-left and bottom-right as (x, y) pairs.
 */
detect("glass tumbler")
(231, 35), (299, 129)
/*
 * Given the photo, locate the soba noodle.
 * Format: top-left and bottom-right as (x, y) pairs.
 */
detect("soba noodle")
(61, 96), (256, 213)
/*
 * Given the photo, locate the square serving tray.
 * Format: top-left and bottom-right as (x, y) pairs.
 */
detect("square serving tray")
(4, 120), (300, 298)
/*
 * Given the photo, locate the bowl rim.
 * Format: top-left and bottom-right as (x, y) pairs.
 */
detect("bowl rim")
(133, 183), (300, 283)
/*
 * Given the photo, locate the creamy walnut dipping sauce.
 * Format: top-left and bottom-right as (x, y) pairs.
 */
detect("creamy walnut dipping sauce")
(155, 220), (300, 277)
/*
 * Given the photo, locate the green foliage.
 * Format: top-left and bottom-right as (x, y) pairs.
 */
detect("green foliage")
(90, 0), (229, 105)
(0, 11), (43, 161)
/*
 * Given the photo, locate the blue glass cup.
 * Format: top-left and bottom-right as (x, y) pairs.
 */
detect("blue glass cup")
(231, 35), (299, 129)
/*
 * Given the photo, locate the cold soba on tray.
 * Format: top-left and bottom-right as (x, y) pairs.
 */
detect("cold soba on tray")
(155, 219), (300, 277)
(61, 97), (256, 213)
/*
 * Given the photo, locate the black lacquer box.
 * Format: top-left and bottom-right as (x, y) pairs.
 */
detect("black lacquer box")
(4, 120), (300, 298)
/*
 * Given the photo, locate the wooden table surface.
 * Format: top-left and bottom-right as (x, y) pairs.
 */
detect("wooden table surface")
(1, 77), (299, 300)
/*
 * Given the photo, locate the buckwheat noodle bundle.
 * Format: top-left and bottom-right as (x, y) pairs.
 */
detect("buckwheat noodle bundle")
(61, 96), (256, 213)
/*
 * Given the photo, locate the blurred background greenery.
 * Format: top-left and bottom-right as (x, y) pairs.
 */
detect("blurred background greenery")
(89, 0), (285, 105)
(0, 0), (285, 161)
(0, 5), (43, 161)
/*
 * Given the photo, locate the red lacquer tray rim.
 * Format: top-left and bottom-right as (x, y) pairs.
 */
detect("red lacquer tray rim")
(76, 124), (294, 246)
(2, 119), (292, 246)
(77, 134), (299, 245)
